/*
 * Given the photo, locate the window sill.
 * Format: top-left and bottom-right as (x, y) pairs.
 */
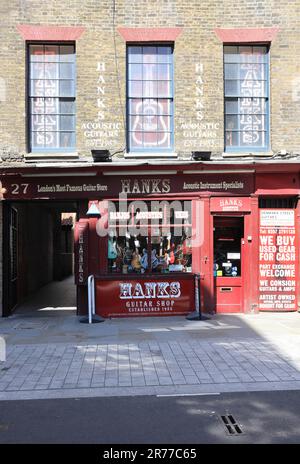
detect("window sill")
(222, 152), (273, 158)
(124, 152), (178, 159)
(25, 152), (79, 162)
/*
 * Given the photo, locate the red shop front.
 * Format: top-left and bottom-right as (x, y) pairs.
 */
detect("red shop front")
(72, 168), (257, 317)
(2, 162), (300, 317)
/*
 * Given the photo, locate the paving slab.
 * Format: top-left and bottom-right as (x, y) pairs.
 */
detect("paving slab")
(1, 310), (300, 400)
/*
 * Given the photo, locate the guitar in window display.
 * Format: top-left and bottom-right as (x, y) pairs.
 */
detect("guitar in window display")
(131, 242), (142, 272)
(108, 237), (118, 260)
(141, 249), (148, 270)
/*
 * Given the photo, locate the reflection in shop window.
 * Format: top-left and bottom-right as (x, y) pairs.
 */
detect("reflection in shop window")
(107, 201), (192, 274)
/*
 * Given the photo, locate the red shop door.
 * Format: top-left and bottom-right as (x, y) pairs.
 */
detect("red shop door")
(213, 216), (244, 313)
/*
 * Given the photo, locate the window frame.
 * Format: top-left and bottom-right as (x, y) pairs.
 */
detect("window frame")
(27, 41), (76, 153)
(223, 43), (270, 153)
(126, 43), (175, 153)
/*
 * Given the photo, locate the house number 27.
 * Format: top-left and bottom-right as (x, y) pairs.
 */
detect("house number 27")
(11, 184), (29, 195)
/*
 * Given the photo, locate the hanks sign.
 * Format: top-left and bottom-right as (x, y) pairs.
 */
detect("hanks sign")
(95, 276), (195, 317)
(119, 281), (181, 299)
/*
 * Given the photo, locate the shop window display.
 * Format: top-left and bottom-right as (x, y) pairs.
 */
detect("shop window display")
(107, 201), (192, 274)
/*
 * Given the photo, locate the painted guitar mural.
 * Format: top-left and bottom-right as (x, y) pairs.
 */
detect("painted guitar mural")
(131, 64), (170, 149)
(131, 99), (170, 148)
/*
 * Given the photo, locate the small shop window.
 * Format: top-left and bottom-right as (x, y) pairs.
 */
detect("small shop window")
(107, 200), (192, 274)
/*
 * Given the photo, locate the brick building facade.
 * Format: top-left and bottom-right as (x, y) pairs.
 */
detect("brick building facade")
(0, 1), (300, 317)
(1, 0), (300, 157)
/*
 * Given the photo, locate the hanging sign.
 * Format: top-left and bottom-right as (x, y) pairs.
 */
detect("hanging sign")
(74, 220), (89, 285)
(258, 209), (297, 312)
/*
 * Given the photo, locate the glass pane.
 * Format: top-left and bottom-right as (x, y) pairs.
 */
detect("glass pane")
(143, 47), (157, 63)
(253, 81), (266, 97)
(225, 98), (238, 114)
(214, 222), (242, 276)
(31, 115), (44, 131)
(157, 99), (172, 115)
(44, 132), (59, 147)
(253, 46), (268, 62)
(239, 46), (253, 62)
(239, 97), (253, 114)
(239, 114), (252, 130)
(30, 62), (44, 79)
(45, 97), (59, 114)
(143, 115), (158, 132)
(252, 114), (265, 131)
(44, 62), (59, 79)
(224, 46), (238, 54)
(59, 45), (75, 62)
(252, 97), (266, 114)
(59, 80), (75, 97)
(60, 132), (75, 148)
(157, 81), (171, 97)
(44, 45), (59, 62)
(60, 99), (75, 114)
(225, 115), (238, 131)
(157, 64), (171, 80)
(158, 115), (171, 131)
(144, 99), (159, 116)
(31, 97), (44, 114)
(128, 98), (143, 114)
(158, 131), (171, 149)
(60, 63), (74, 79)
(30, 45), (44, 62)
(157, 47), (172, 64)
(240, 131), (252, 146)
(44, 79), (59, 97)
(224, 63), (238, 79)
(32, 131), (45, 148)
(44, 114), (59, 131)
(143, 81), (157, 97)
(130, 131), (143, 148)
(224, 80), (239, 96)
(240, 80), (254, 97)
(128, 47), (142, 63)
(129, 115), (142, 132)
(128, 81), (143, 97)
(143, 63), (157, 80)
(60, 115), (75, 130)
(225, 130), (238, 147)
(144, 132), (158, 147)
(30, 79), (44, 97)
(224, 45), (238, 62)
(128, 64), (143, 80)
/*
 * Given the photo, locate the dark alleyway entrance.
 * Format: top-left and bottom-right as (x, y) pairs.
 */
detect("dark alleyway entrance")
(3, 200), (79, 316)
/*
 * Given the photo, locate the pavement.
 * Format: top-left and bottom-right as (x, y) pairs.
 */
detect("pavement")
(1, 288), (300, 401)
